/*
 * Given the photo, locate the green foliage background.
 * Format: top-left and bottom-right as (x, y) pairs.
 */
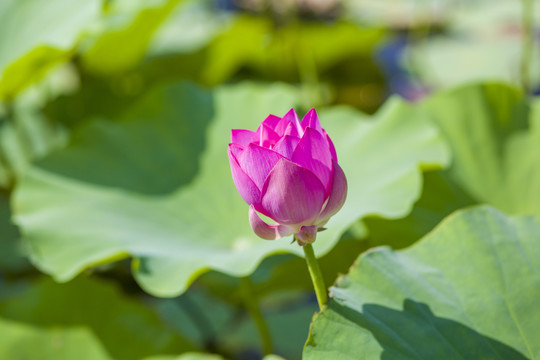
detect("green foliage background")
(1, 0), (539, 359)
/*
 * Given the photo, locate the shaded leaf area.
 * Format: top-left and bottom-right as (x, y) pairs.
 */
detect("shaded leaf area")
(0, 277), (196, 360)
(0, 0), (101, 99)
(38, 82), (213, 195)
(13, 81), (447, 297)
(0, 191), (29, 272)
(310, 300), (527, 360)
(304, 206), (540, 359)
(363, 82), (540, 250)
(153, 285), (316, 360)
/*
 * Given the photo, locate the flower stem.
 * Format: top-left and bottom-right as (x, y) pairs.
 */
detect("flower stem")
(239, 277), (273, 355)
(302, 243), (328, 310)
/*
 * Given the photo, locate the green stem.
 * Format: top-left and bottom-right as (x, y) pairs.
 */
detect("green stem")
(302, 243), (328, 310)
(239, 277), (272, 355)
(521, 0), (534, 93)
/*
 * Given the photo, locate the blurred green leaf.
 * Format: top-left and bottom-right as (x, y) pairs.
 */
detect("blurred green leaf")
(148, 0), (225, 57)
(343, 0), (450, 27)
(0, 0), (101, 99)
(262, 356), (286, 360)
(404, 1), (540, 89)
(0, 100), (66, 188)
(0, 320), (111, 360)
(202, 16), (385, 85)
(142, 354), (224, 360)
(141, 353), (283, 360)
(0, 277), (196, 359)
(365, 170), (475, 249)
(422, 83), (540, 214)
(304, 206), (540, 359)
(81, 0), (184, 74)
(153, 284), (315, 359)
(13, 81), (448, 297)
(44, 14), (385, 122)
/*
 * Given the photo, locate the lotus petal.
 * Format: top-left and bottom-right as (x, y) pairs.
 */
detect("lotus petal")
(273, 135), (300, 160)
(261, 159), (326, 225)
(284, 121), (300, 137)
(262, 114), (281, 128)
(228, 146), (261, 205)
(239, 143), (283, 189)
(301, 108), (322, 133)
(255, 123), (280, 148)
(318, 161), (347, 222)
(231, 129), (256, 146)
(292, 127), (333, 190)
(249, 205), (295, 240)
(273, 116), (290, 136)
(323, 129), (338, 162)
(282, 108), (303, 135)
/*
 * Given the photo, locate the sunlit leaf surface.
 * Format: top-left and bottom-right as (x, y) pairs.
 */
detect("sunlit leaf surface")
(304, 206), (540, 359)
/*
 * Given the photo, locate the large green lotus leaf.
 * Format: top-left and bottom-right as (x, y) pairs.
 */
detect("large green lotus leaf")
(304, 206), (540, 359)
(421, 83), (540, 214)
(0, 0), (100, 99)
(13, 82), (448, 297)
(0, 277), (196, 359)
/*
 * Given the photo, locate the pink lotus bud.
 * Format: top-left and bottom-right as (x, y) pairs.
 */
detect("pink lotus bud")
(228, 108), (347, 245)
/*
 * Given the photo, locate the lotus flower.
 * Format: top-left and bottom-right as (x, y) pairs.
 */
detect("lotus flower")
(228, 108), (347, 245)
